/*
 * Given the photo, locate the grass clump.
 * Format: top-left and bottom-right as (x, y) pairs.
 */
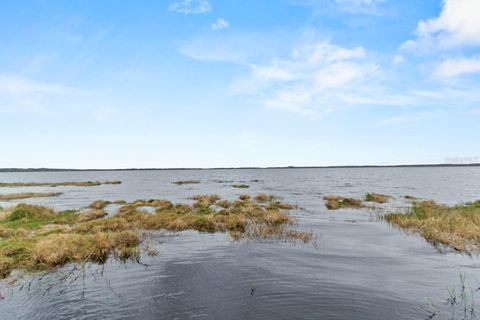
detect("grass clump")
(0, 192), (61, 201)
(364, 193), (390, 204)
(385, 200), (480, 252)
(232, 184), (249, 189)
(0, 194), (311, 279)
(173, 180), (200, 185)
(89, 200), (111, 210)
(255, 194), (275, 202)
(323, 195), (365, 210)
(0, 181), (121, 188)
(404, 195), (418, 200)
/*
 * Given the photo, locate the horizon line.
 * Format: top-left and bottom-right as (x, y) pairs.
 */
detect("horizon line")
(0, 163), (479, 172)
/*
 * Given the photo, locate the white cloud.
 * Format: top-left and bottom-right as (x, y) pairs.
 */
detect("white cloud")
(211, 18), (229, 31)
(232, 40), (380, 112)
(403, 0), (480, 51)
(433, 55), (480, 78)
(168, 0), (211, 15)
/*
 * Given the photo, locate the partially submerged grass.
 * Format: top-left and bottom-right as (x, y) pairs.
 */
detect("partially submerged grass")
(385, 200), (480, 252)
(0, 181), (121, 187)
(364, 193), (390, 204)
(173, 180), (200, 185)
(232, 184), (249, 189)
(0, 194), (311, 279)
(0, 192), (62, 201)
(323, 195), (365, 210)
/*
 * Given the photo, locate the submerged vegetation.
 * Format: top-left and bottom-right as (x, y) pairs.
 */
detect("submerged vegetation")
(385, 200), (480, 252)
(323, 196), (365, 210)
(0, 194), (311, 279)
(364, 193), (390, 204)
(172, 180), (200, 185)
(0, 192), (62, 201)
(0, 181), (121, 187)
(232, 184), (249, 189)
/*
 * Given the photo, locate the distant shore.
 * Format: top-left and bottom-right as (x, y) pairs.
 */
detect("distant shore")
(0, 163), (479, 172)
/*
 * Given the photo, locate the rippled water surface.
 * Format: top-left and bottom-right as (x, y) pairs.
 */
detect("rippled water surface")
(1, 167), (480, 319)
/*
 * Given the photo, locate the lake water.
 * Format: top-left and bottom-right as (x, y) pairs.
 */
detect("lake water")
(1, 167), (480, 319)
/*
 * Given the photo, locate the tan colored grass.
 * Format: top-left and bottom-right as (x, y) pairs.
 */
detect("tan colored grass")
(89, 200), (111, 210)
(365, 193), (390, 204)
(0, 181), (121, 187)
(385, 200), (480, 252)
(78, 210), (108, 222)
(323, 195), (365, 210)
(239, 194), (251, 201)
(0, 192), (62, 201)
(255, 194), (275, 202)
(0, 195), (311, 279)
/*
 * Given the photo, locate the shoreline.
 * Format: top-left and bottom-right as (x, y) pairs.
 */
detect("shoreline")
(1, 163), (479, 173)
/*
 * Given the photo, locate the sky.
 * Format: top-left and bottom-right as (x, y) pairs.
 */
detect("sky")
(0, 0), (479, 169)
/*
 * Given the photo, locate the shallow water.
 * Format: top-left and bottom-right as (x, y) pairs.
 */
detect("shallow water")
(1, 167), (480, 319)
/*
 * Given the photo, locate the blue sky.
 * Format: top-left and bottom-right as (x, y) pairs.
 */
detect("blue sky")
(0, 0), (479, 168)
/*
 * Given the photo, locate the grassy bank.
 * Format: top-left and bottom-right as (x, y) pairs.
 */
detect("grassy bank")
(0, 181), (121, 187)
(0, 194), (311, 279)
(385, 200), (480, 252)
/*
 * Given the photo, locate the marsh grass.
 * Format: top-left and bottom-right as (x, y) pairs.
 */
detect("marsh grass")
(0, 181), (121, 187)
(385, 200), (480, 252)
(172, 180), (200, 185)
(232, 184), (249, 189)
(323, 195), (365, 210)
(0, 194), (311, 279)
(364, 193), (390, 204)
(0, 192), (62, 201)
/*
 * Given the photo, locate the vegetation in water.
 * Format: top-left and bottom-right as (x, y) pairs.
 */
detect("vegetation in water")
(172, 180), (200, 185)
(0, 194), (311, 279)
(364, 193), (390, 204)
(385, 200), (480, 252)
(323, 195), (365, 210)
(0, 181), (121, 187)
(0, 192), (62, 201)
(232, 184), (249, 189)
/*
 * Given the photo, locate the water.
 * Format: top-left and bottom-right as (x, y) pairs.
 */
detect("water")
(0, 167), (480, 319)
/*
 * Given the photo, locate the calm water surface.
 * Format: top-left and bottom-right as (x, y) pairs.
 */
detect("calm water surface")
(1, 167), (480, 319)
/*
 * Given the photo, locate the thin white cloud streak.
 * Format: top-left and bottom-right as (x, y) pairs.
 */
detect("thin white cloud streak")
(433, 55), (480, 78)
(168, 0), (212, 15)
(0, 75), (122, 120)
(211, 18), (229, 31)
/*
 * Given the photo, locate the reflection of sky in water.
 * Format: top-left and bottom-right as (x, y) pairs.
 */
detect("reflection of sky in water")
(1, 167), (480, 319)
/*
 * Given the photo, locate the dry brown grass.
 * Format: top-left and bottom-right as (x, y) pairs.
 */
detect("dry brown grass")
(77, 210), (108, 222)
(89, 200), (111, 210)
(255, 194), (275, 202)
(0, 194), (311, 279)
(0, 192), (62, 201)
(172, 180), (200, 185)
(385, 200), (480, 252)
(0, 181), (121, 187)
(323, 195), (365, 210)
(364, 193), (390, 204)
